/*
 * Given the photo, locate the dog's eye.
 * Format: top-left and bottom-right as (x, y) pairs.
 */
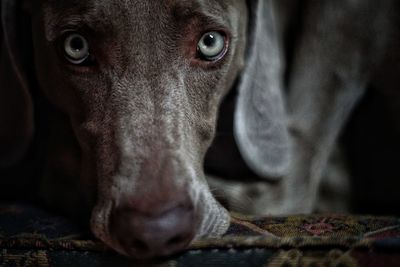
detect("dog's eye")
(197, 31), (226, 61)
(63, 33), (90, 64)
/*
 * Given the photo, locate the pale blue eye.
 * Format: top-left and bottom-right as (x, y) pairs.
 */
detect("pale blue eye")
(64, 33), (90, 64)
(197, 31), (226, 60)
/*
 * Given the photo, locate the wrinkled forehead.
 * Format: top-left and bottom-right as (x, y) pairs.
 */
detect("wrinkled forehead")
(37, 0), (242, 41)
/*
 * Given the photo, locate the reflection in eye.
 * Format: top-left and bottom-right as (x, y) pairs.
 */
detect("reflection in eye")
(197, 31), (226, 61)
(64, 33), (90, 65)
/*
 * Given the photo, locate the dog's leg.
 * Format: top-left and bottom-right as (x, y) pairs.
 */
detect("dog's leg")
(208, 1), (388, 215)
(279, 2), (382, 214)
(315, 143), (351, 213)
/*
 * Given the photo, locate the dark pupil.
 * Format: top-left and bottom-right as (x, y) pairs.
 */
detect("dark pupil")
(204, 34), (216, 47)
(70, 37), (84, 51)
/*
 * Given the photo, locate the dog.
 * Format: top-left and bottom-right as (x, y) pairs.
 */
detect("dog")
(1, 0), (399, 260)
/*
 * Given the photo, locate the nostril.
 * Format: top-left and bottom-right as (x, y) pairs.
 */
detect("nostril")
(130, 239), (149, 252)
(110, 203), (196, 258)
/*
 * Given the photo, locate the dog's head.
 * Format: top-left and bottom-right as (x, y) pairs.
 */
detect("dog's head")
(0, 0), (290, 259)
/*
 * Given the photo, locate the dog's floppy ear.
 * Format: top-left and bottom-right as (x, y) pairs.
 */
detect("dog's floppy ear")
(0, 0), (34, 167)
(234, 0), (291, 179)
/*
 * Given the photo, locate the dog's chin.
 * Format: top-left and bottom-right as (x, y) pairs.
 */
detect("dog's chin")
(194, 194), (231, 239)
(89, 192), (230, 259)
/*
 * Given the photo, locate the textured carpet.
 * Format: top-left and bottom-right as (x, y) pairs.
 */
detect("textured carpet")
(0, 203), (399, 266)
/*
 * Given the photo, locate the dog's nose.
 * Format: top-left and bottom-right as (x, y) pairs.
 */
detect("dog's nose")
(110, 203), (196, 258)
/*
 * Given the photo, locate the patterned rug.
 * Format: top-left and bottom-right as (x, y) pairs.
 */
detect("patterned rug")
(0, 203), (399, 266)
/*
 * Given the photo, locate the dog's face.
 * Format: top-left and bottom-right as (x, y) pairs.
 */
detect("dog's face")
(30, 0), (247, 259)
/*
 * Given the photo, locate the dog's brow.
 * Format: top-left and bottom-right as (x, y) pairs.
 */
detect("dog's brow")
(44, 7), (229, 42)
(43, 11), (114, 41)
(170, 0), (230, 28)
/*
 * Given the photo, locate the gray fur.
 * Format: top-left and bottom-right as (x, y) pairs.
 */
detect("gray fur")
(1, 0), (247, 258)
(209, 0), (400, 215)
(1, 0), (399, 259)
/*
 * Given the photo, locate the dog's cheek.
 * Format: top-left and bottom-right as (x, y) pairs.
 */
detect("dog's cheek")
(30, 27), (77, 115)
(185, 29), (247, 148)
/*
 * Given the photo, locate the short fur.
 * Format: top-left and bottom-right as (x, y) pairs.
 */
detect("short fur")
(1, 0), (399, 260)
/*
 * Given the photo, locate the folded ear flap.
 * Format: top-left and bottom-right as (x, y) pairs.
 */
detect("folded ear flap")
(234, 0), (291, 179)
(0, 0), (34, 167)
